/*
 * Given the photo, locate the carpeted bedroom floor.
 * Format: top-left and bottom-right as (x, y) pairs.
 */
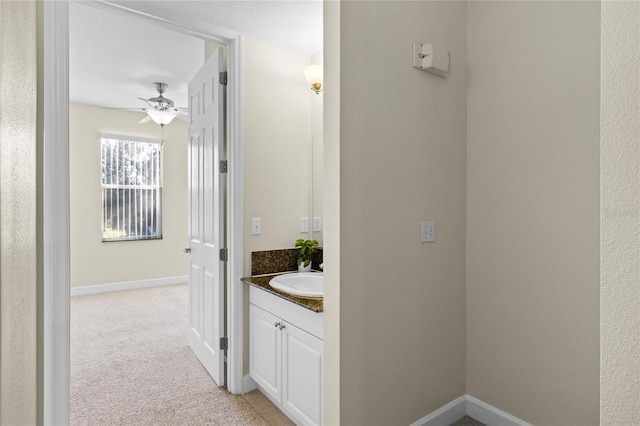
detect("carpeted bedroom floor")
(70, 283), (483, 426)
(70, 284), (292, 426)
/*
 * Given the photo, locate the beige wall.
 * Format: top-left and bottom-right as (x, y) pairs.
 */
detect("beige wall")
(339, 2), (468, 424)
(310, 52), (324, 137)
(466, 2), (600, 425)
(322, 0), (340, 423)
(601, 1), (640, 424)
(69, 103), (188, 287)
(242, 36), (314, 276)
(0, 1), (38, 423)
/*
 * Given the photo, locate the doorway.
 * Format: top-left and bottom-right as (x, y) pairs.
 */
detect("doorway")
(44, 1), (245, 423)
(68, 4), (226, 418)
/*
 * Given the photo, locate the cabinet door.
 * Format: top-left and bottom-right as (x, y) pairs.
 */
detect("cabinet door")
(281, 321), (323, 426)
(249, 304), (282, 402)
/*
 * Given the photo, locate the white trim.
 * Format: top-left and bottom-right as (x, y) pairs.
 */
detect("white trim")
(410, 395), (531, 426)
(409, 396), (466, 426)
(226, 34), (244, 396)
(44, 1), (245, 424)
(466, 395), (532, 426)
(44, 1), (70, 425)
(70, 276), (188, 297)
(243, 374), (258, 394)
(100, 133), (161, 145)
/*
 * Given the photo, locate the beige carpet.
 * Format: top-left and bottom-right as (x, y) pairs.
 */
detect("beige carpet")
(71, 284), (272, 426)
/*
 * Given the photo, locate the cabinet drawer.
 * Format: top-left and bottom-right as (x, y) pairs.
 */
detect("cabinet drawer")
(250, 286), (324, 340)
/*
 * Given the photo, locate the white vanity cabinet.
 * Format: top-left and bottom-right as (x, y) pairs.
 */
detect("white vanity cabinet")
(249, 286), (323, 426)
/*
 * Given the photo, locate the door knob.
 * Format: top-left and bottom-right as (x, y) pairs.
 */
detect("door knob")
(183, 247), (192, 253)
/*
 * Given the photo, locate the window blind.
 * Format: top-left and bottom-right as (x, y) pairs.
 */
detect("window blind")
(100, 135), (163, 241)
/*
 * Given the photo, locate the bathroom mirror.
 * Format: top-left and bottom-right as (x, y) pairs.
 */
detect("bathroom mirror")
(310, 133), (323, 245)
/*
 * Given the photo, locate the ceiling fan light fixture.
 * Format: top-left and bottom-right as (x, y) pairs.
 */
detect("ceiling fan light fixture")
(146, 109), (177, 126)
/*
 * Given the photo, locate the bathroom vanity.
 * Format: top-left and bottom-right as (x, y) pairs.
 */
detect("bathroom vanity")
(246, 275), (323, 426)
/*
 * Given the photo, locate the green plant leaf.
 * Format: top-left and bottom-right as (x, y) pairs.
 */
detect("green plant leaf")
(294, 239), (319, 267)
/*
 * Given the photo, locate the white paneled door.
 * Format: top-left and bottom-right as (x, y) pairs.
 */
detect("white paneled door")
(187, 48), (226, 387)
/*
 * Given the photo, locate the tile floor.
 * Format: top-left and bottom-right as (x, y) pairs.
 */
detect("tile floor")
(242, 390), (295, 426)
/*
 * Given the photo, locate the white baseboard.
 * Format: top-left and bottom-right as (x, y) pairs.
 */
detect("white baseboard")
(409, 395), (467, 426)
(70, 276), (188, 297)
(242, 374), (257, 394)
(465, 395), (531, 426)
(411, 394), (531, 426)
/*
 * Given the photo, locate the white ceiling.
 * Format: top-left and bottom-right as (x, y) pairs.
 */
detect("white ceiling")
(69, 1), (323, 109)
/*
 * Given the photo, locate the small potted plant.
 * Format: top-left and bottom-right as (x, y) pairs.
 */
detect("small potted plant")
(295, 239), (319, 272)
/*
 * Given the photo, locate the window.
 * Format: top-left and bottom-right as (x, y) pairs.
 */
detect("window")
(101, 135), (163, 241)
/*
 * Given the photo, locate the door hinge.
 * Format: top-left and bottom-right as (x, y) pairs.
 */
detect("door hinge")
(219, 160), (228, 173)
(219, 248), (228, 262)
(219, 71), (228, 86)
(220, 337), (228, 351)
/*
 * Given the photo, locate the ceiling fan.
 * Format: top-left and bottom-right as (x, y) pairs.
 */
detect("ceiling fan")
(111, 82), (187, 126)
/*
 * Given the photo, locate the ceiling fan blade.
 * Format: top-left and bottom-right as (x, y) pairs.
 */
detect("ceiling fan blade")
(101, 107), (146, 111)
(138, 97), (155, 107)
(172, 107), (188, 116)
(138, 115), (152, 124)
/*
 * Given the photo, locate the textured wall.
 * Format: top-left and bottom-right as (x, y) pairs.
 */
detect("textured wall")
(601, 2), (640, 424)
(466, 2), (600, 424)
(36, 1), (45, 423)
(339, 2), (468, 424)
(69, 103), (189, 287)
(0, 1), (38, 423)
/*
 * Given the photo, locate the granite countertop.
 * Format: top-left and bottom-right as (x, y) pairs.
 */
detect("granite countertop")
(242, 272), (324, 313)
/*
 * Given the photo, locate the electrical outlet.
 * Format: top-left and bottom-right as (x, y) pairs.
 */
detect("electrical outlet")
(421, 221), (435, 243)
(251, 218), (262, 235)
(313, 217), (322, 232)
(300, 217), (309, 233)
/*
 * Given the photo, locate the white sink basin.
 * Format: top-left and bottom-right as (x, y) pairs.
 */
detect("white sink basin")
(269, 272), (323, 298)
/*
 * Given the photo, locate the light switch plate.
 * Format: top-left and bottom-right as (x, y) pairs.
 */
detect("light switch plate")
(313, 217), (322, 232)
(251, 218), (262, 235)
(421, 221), (435, 243)
(300, 217), (309, 233)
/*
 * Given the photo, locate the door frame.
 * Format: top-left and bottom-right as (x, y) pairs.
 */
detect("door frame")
(43, 1), (245, 424)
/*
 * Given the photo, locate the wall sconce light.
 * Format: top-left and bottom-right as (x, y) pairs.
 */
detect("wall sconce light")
(303, 64), (323, 94)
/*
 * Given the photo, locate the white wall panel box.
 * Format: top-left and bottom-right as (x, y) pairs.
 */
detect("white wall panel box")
(412, 42), (450, 77)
